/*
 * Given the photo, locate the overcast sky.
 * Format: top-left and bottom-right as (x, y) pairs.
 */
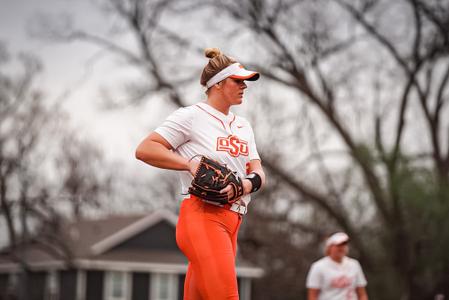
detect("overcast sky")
(0, 0), (164, 167)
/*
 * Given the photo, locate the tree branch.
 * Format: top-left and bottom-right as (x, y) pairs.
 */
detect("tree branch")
(336, 0), (411, 72)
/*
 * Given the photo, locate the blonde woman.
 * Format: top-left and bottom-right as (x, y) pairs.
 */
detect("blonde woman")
(136, 48), (266, 300)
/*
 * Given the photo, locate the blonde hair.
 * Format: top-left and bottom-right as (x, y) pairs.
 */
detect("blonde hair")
(200, 47), (237, 87)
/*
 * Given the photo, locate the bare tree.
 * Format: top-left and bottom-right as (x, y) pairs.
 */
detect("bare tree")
(213, 0), (449, 298)
(0, 42), (115, 299)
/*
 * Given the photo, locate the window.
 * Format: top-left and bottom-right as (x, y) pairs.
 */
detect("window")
(105, 271), (130, 300)
(151, 273), (178, 300)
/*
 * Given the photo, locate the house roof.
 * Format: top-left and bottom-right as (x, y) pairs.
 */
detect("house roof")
(64, 214), (146, 257)
(0, 209), (263, 278)
(62, 209), (178, 257)
(1, 210), (178, 260)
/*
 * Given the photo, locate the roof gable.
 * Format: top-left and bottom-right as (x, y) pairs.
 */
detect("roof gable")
(65, 215), (145, 256)
(110, 220), (178, 252)
(90, 210), (178, 255)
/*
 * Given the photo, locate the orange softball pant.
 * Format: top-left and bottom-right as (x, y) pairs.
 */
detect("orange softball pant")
(176, 195), (242, 300)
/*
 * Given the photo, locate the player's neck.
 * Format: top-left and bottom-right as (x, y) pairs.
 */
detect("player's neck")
(329, 255), (344, 264)
(206, 96), (231, 115)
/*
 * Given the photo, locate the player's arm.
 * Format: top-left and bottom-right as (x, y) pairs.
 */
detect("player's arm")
(356, 287), (368, 300)
(135, 132), (198, 175)
(307, 288), (320, 300)
(220, 159), (266, 198)
(245, 159), (266, 192)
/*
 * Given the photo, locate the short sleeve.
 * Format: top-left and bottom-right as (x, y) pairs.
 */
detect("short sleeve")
(154, 107), (193, 149)
(354, 261), (367, 287)
(248, 124), (260, 161)
(306, 263), (322, 289)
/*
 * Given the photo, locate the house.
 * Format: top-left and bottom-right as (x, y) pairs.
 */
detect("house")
(0, 210), (263, 300)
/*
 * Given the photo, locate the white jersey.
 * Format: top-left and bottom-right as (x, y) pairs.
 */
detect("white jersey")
(306, 256), (367, 300)
(154, 102), (260, 207)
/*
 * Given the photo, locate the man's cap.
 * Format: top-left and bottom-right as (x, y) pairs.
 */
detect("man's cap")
(325, 232), (350, 248)
(206, 63), (259, 88)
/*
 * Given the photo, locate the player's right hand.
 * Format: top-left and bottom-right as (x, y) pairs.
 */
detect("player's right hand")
(188, 159), (200, 176)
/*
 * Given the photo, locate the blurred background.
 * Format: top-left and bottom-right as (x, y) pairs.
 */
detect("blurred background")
(0, 0), (448, 299)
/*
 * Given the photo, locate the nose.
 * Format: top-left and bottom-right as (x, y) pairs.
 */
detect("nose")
(241, 81), (247, 89)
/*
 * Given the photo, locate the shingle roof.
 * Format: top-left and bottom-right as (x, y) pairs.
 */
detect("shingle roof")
(63, 214), (146, 257)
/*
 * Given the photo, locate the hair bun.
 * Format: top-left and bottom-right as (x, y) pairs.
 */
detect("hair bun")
(204, 47), (222, 59)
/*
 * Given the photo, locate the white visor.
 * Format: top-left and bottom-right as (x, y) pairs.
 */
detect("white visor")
(206, 63), (259, 88)
(325, 232), (349, 248)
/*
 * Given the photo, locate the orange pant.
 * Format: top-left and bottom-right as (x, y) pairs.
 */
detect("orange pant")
(176, 195), (242, 300)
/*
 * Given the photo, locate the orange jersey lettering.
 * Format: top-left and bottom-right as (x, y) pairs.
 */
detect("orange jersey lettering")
(216, 135), (249, 157)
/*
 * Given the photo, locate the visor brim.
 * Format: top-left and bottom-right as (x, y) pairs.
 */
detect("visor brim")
(229, 71), (260, 81)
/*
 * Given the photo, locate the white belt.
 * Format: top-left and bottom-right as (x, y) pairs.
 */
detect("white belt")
(229, 203), (247, 215)
(197, 197), (247, 215)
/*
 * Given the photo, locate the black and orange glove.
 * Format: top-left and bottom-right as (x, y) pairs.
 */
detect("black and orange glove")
(188, 156), (244, 205)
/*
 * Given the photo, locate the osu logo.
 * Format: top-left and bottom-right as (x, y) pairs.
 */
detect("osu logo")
(331, 276), (352, 288)
(216, 135), (249, 157)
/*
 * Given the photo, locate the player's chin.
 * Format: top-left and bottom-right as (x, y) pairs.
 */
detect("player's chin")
(234, 96), (243, 104)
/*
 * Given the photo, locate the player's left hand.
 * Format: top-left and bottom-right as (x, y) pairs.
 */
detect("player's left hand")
(220, 179), (252, 199)
(220, 184), (234, 200)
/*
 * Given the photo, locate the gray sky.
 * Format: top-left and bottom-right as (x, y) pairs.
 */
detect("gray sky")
(0, 0), (158, 165)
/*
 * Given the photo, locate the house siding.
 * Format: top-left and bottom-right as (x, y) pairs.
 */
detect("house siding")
(0, 273), (8, 298)
(59, 270), (77, 300)
(112, 221), (178, 252)
(177, 274), (185, 300)
(0, 271), (46, 300)
(132, 272), (149, 300)
(28, 271), (46, 300)
(85, 270), (104, 300)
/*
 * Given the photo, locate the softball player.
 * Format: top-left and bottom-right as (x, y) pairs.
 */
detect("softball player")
(306, 232), (369, 300)
(136, 47), (266, 300)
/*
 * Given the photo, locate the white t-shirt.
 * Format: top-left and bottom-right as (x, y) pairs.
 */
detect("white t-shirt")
(306, 256), (367, 300)
(154, 102), (260, 207)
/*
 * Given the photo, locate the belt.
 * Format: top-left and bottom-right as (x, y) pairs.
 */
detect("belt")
(226, 202), (247, 215)
(192, 195), (247, 215)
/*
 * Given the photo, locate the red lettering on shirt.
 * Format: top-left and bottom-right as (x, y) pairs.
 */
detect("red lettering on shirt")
(331, 276), (352, 288)
(216, 135), (249, 157)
